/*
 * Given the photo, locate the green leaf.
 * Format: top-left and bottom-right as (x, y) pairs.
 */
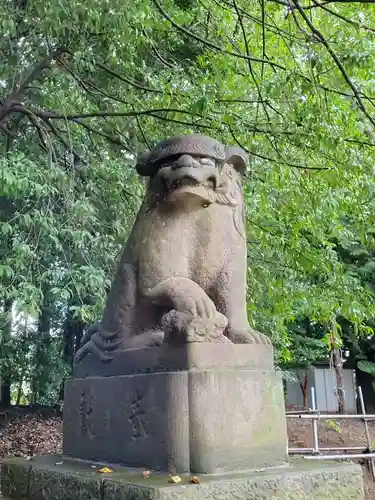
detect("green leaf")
(357, 360), (375, 376)
(190, 97), (208, 116)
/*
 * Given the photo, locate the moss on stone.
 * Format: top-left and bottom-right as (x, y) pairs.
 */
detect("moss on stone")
(1, 456), (364, 500)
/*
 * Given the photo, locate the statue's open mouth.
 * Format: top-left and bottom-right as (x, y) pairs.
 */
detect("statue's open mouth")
(171, 176), (198, 190)
(167, 176), (217, 205)
(170, 175), (216, 191)
(168, 186), (216, 205)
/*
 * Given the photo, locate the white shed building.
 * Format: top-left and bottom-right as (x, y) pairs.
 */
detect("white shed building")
(285, 363), (357, 413)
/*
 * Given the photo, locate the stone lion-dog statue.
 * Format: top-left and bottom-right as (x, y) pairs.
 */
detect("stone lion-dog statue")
(75, 134), (270, 362)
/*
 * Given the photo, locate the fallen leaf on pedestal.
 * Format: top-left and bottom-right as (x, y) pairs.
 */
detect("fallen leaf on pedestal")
(143, 471), (151, 478)
(168, 474), (182, 483)
(190, 476), (200, 484)
(97, 467), (113, 473)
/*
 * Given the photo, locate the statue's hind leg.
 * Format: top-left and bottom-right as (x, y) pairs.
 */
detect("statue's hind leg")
(213, 265), (272, 346)
(75, 262), (138, 362)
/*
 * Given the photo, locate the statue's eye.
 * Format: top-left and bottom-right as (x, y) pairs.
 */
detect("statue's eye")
(199, 158), (216, 167)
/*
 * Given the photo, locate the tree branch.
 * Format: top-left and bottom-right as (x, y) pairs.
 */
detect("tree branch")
(42, 118), (83, 164)
(292, 0), (375, 129)
(146, 112), (212, 130)
(0, 48), (66, 127)
(15, 47), (66, 97)
(141, 28), (175, 69)
(16, 107), (205, 121)
(218, 0), (305, 41)
(152, 0), (287, 70)
(311, 0), (375, 33)
(95, 62), (163, 94)
(270, 0), (375, 8)
(0, 124), (16, 137)
(228, 126), (330, 170)
(20, 105), (130, 150)
(22, 109), (49, 153)
(67, 119), (130, 149)
(232, 0), (269, 122)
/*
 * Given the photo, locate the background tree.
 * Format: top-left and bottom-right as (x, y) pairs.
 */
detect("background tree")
(1, 0), (375, 407)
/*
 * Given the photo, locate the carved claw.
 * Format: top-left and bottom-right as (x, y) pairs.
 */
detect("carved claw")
(75, 329), (122, 363)
(195, 296), (217, 319)
(79, 322), (98, 346)
(80, 322), (117, 348)
(226, 327), (272, 345)
(74, 339), (114, 363)
(74, 329), (165, 363)
(89, 332), (123, 351)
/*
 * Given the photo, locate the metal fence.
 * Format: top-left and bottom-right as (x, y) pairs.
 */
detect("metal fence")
(287, 386), (375, 480)
(285, 367), (357, 413)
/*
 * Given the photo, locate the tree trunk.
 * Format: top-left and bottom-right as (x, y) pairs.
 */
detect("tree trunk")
(332, 348), (345, 414)
(32, 291), (52, 403)
(63, 305), (85, 365)
(297, 371), (309, 408)
(0, 381), (11, 407)
(15, 373), (24, 406)
(59, 306), (85, 402)
(0, 299), (13, 407)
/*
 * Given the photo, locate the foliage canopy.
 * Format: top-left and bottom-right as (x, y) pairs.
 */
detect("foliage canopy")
(1, 0), (375, 403)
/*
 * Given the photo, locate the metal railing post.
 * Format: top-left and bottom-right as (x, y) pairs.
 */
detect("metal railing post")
(358, 385), (375, 480)
(311, 387), (319, 455)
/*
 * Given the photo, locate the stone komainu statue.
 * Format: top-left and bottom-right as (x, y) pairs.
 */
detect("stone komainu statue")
(75, 134), (270, 362)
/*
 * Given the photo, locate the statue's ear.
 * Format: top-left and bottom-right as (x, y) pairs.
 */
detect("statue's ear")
(224, 146), (249, 176)
(135, 151), (154, 177)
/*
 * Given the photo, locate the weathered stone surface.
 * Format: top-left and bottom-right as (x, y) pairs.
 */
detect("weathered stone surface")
(64, 347), (287, 473)
(1, 459), (30, 500)
(64, 370), (189, 473)
(1, 456), (365, 500)
(65, 135), (283, 480)
(28, 467), (102, 500)
(74, 135), (271, 366)
(1, 457), (102, 500)
(74, 342), (273, 378)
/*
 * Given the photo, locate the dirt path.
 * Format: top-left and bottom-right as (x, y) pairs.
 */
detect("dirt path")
(288, 418), (375, 499)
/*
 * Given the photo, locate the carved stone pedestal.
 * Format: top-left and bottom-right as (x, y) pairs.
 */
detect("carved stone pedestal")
(63, 344), (287, 473)
(2, 344), (365, 499)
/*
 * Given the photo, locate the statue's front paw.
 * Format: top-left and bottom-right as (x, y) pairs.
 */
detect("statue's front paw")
(162, 310), (230, 345)
(174, 292), (217, 319)
(226, 327), (272, 345)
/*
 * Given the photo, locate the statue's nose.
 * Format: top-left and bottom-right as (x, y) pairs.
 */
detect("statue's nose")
(171, 154), (194, 170)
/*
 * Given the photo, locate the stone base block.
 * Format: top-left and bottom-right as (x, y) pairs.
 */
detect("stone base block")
(73, 343), (274, 378)
(1, 456), (365, 500)
(63, 345), (287, 473)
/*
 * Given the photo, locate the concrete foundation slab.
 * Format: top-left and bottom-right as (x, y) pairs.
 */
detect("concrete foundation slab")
(1, 455), (365, 500)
